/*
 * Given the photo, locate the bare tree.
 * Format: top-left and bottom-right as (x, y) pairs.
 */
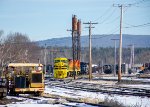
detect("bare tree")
(0, 32), (41, 68)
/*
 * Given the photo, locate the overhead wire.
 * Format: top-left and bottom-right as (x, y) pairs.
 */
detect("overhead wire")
(133, 5), (150, 7)
(91, 25), (120, 39)
(89, 9), (123, 39)
(103, 7), (129, 25)
(104, 15), (120, 24)
(100, 5), (129, 25)
(93, 6), (113, 22)
(124, 22), (150, 28)
(98, 8), (117, 24)
(84, 1), (145, 40)
(90, 5), (130, 40)
(128, 0), (148, 6)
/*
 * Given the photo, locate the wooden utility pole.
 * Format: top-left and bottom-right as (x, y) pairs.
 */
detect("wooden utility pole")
(113, 4), (130, 82)
(50, 48), (64, 66)
(44, 44), (47, 74)
(111, 39), (119, 77)
(128, 44), (135, 69)
(83, 21), (98, 81)
(118, 5), (123, 82)
(113, 4), (123, 82)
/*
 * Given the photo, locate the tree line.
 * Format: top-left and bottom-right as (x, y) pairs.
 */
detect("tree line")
(0, 30), (149, 70)
(0, 31), (41, 70)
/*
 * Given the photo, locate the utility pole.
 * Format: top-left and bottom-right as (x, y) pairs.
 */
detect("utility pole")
(113, 4), (130, 82)
(83, 21), (98, 81)
(111, 39), (119, 77)
(128, 44), (135, 69)
(50, 47), (63, 66)
(132, 44), (134, 68)
(44, 44), (47, 74)
(113, 4), (123, 82)
(50, 47), (54, 76)
(118, 5), (123, 82)
(101, 60), (103, 74)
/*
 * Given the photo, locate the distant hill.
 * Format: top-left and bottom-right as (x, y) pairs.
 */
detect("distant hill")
(37, 34), (150, 47)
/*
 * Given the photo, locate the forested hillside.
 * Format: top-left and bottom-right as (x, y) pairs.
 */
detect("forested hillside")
(38, 34), (150, 48)
(0, 31), (149, 67)
(44, 46), (150, 65)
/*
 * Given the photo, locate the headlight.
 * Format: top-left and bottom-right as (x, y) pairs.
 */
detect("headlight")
(38, 66), (42, 71)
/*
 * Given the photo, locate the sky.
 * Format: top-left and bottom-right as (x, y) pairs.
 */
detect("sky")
(0, 0), (150, 41)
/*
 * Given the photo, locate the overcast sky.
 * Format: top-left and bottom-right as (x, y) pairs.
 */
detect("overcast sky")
(0, 0), (150, 41)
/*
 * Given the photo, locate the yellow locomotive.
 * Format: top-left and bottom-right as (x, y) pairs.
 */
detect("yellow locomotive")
(5, 63), (44, 96)
(54, 57), (80, 79)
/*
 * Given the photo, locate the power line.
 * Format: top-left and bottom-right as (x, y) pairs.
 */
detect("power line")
(104, 16), (120, 24)
(133, 5), (150, 8)
(99, 8), (117, 24)
(129, 0), (148, 6)
(91, 3), (130, 39)
(92, 25), (120, 39)
(93, 5), (129, 36)
(93, 6), (113, 22)
(104, 5), (130, 25)
(124, 22), (150, 28)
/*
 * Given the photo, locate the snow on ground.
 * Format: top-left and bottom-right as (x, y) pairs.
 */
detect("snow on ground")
(98, 76), (150, 83)
(2, 104), (65, 107)
(2, 96), (97, 107)
(120, 84), (150, 89)
(45, 86), (150, 107)
(1, 90), (98, 107)
(76, 79), (117, 85)
(2, 77), (150, 107)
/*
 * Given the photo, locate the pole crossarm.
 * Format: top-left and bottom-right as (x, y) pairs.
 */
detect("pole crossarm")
(113, 4), (131, 7)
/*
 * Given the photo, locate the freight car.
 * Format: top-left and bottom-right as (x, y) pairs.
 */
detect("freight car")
(103, 65), (113, 74)
(5, 63), (44, 96)
(116, 64), (128, 74)
(80, 62), (88, 74)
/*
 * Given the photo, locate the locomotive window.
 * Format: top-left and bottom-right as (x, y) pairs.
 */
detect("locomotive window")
(32, 73), (42, 83)
(55, 60), (60, 63)
(61, 60), (67, 63)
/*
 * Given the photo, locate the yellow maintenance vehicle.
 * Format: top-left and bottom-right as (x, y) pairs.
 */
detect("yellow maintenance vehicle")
(0, 67), (7, 98)
(5, 63), (44, 96)
(0, 77), (7, 98)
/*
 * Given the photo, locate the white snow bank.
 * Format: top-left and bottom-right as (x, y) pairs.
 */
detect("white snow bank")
(45, 86), (150, 107)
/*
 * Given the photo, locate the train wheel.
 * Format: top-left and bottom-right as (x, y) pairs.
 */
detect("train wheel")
(77, 71), (80, 75)
(14, 93), (19, 96)
(67, 72), (69, 77)
(34, 92), (39, 96)
(39, 92), (44, 96)
(70, 72), (74, 77)
(34, 92), (43, 96)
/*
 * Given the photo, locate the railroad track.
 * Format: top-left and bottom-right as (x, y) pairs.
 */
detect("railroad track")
(9, 94), (42, 101)
(48, 81), (150, 97)
(10, 93), (100, 107)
